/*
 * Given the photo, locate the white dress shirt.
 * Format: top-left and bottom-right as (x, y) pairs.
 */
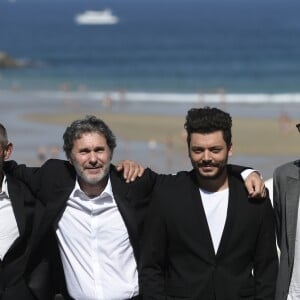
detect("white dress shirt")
(200, 188), (229, 254)
(56, 177), (139, 300)
(288, 195), (300, 300)
(0, 175), (20, 260)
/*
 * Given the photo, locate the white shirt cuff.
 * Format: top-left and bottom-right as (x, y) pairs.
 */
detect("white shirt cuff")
(241, 169), (261, 181)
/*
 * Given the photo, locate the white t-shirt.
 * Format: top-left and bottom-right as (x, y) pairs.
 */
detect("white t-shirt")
(200, 188), (229, 253)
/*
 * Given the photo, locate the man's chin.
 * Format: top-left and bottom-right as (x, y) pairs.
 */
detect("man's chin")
(197, 169), (221, 180)
(88, 175), (105, 184)
(199, 173), (217, 179)
(80, 173), (105, 185)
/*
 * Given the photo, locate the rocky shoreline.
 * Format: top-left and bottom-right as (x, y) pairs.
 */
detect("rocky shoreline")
(0, 51), (25, 68)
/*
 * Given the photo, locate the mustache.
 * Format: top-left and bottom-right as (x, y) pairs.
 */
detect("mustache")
(196, 162), (221, 168)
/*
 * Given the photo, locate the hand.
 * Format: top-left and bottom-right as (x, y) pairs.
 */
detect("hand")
(115, 160), (145, 183)
(245, 171), (267, 198)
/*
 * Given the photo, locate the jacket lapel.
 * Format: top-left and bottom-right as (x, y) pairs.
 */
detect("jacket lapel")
(3, 176), (33, 263)
(190, 171), (216, 258)
(30, 167), (76, 248)
(7, 177), (26, 237)
(110, 168), (140, 260)
(216, 176), (237, 258)
(285, 174), (300, 264)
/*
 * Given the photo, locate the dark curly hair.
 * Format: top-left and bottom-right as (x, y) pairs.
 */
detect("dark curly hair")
(63, 115), (116, 159)
(184, 106), (232, 147)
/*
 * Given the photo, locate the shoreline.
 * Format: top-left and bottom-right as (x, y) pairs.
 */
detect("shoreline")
(22, 112), (300, 156)
(1, 90), (299, 179)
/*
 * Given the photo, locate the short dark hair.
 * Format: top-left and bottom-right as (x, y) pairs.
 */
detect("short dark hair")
(0, 123), (8, 149)
(63, 115), (116, 159)
(184, 106), (232, 147)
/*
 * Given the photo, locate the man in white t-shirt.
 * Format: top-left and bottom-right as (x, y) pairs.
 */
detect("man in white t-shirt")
(140, 106), (278, 300)
(273, 123), (300, 300)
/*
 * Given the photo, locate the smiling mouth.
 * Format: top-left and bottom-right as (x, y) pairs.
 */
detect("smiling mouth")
(86, 167), (101, 173)
(198, 164), (214, 168)
(201, 166), (214, 171)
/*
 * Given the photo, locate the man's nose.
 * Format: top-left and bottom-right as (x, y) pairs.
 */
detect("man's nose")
(89, 152), (98, 163)
(202, 150), (211, 162)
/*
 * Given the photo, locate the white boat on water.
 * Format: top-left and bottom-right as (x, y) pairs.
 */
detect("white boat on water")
(75, 8), (119, 25)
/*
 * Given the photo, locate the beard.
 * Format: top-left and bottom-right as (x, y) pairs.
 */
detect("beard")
(192, 158), (228, 180)
(72, 160), (110, 186)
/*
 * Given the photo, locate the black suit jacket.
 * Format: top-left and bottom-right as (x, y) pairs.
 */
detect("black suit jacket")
(4, 159), (157, 298)
(0, 175), (54, 300)
(140, 170), (278, 300)
(4, 159), (254, 299)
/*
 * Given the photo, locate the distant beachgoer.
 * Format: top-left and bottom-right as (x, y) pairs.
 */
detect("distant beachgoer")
(118, 88), (127, 110)
(197, 89), (205, 106)
(148, 138), (158, 150)
(49, 144), (60, 159)
(217, 87), (227, 111)
(278, 112), (292, 134)
(59, 82), (71, 92)
(37, 145), (47, 164)
(102, 93), (113, 110)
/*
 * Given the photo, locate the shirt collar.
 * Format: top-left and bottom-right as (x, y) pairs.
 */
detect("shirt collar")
(72, 176), (114, 202)
(0, 175), (9, 198)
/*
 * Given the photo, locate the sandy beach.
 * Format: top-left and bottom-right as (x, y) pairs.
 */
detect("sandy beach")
(1, 89), (299, 179)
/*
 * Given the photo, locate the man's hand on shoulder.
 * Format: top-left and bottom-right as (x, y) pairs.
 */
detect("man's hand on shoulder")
(244, 171), (266, 198)
(115, 160), (145, 183)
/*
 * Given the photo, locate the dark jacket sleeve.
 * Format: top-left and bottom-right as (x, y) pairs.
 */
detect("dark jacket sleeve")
(227, 164), (250, 179)
(4, 160), (41, 195)
(139, 186), (167, 300)
(272, 167), (282, 249)
(254, 197), (278, 299)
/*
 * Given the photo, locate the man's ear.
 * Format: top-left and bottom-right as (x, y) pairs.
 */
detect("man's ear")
(4, 142), (13, 160)
(228, 143), (233, 157)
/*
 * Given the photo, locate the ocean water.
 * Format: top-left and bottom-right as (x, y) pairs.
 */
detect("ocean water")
(1, 0), (300, 178)
(1, 0), (300, 96)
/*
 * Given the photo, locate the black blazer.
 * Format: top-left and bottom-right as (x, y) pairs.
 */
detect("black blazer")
(4, 159), (157, 298)
(0, 175), (54, 300)
(140, 170), (278, 300)
(4, 159), (255, 299)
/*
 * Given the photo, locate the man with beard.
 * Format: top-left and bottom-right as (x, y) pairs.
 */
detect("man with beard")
(4, 115), (147, 300)
(4, 114), (266, 300)
(140, 107), (278, 300)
